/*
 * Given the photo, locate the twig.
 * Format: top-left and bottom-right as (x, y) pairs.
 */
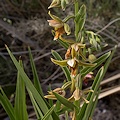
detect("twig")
(96, 17), (120, 34)
(99, 85), (120, 99)
(34, 48), (65, 61)
(0, 19), (40, 49)
(100, 73), (120, 86)
(42, 67), (61, 84)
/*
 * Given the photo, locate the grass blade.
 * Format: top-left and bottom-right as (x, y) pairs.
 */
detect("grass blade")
(41, 106), (54, 120)
(14, 59), (28, 120)
(28, 89), (43, 119)
(5, 45), (53, 120)
(28, 47), (44, 96)
(0, 87), (15, 120)
(53, 92), (76, 110)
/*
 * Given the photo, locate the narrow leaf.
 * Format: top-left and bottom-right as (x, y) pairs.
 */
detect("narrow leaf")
(77, 67), (104, 120)
(14, 59), (28, 120)
(81, 51), (111, 77)
(78, 60), (97, 67)
(59, 36), (75, 44)
(83, 68), (104, 120)
(89, 89), (100, 119)
(28, 90), (43, 119)
(58, 39), (69, 49)
(5, 45), (53, 120)
(41, 106), (54, 120)
(28, 47), (43, 96)
(53, 92), (75, 110)
(0, 87), (15, 120)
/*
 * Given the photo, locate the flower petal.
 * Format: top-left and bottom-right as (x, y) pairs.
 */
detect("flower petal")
(51, 58), (68, 67)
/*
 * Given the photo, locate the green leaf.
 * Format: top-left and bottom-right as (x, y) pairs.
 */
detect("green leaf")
(78, 60), (97, 67)
(28, 90), (43, 119)
(77, 67), (104, 120)
(62, 81), (71, 90)
(101, 46), (117, 77)
(83, 67), (104, 120)
(14, 59), (28, 120)
(59, 36), (75, 44)
(77, 46), (116, 120)
(54, 100), (61, 112)
(75, 4), (86, 31)
(53, 92), (76, 110)
(57, 106), (71, 115)
(41, 106), (55, 120)
(52, 50), (71, 81)
(0, 87), (15, 120)
(58, 39), (69, 49)
(5, 45), (53, 120)
(89, 89), (100, 119)
(28, 47), (43, 96)
(81, 51), (111, 77)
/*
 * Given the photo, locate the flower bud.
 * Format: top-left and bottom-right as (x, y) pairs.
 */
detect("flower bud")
(88, 54), (96, 63)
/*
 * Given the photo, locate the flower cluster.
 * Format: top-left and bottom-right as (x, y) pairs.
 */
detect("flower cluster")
(44, 0), (102, 119)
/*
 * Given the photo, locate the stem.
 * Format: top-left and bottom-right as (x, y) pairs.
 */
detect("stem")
(74, 0), (79, 40)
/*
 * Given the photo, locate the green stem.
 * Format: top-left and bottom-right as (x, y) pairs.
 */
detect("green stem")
(74, 0), (79, 41)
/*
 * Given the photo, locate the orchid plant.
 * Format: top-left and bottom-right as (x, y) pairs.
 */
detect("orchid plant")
(0, 0), (116, 120)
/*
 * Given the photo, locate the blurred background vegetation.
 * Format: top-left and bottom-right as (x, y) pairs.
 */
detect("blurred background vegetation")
(0, 0), (120, 119)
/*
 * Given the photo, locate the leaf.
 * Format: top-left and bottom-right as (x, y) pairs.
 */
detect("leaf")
(62, 81), (71, 90)
(77, 46), (116, 120)
(28, 47), (43, 96)
(52, 50), (71, 81)
(54, 100), (61, 112)
(75, 4), (86, 31)
(83, 68), (104, 120)
(5, 45), (53, 120)
(58, 39), (69, 49)
(57, 106), (71, 115)
(77, 67), (104, 120)
(89, 89), (100, 119)
(41, 106), (55, 120)
(81, 51), (111, 77)
(59, 36), (75, 44)
(14, 59), (28, 120)
(0, 87), (15, 120)
(53, 92), (76, 110)
(28, 90), (43, 119)
(78, 60), (97, 67)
